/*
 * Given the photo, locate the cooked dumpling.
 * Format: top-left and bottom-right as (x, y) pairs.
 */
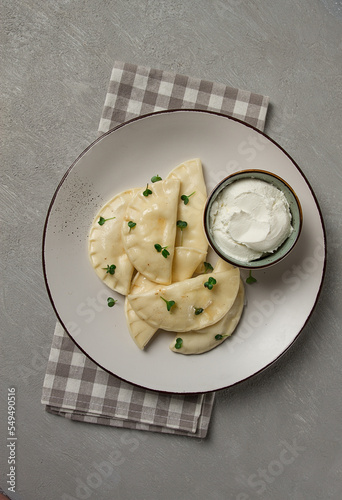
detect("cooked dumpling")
(169, 280), (245, 354)
(125, 273), (160, 350)
(122, 178), (181, 285)
(127, 267), (240, 332)
(166, 158), (208, 252)
(88, 188), (139, 295)
(193, 256), (232, 277)
(172, 247), (207, 283)
(125, 249), (205, 349)
(169, 258), (244, 354)
(210, 257), (235, 273)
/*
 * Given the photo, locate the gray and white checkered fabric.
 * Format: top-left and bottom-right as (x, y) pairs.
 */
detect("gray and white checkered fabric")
(42, 61), (269, 438)
(99, 61), (269, 134)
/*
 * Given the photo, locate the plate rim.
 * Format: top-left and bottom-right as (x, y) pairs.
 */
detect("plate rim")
(42, 108), (327, 394)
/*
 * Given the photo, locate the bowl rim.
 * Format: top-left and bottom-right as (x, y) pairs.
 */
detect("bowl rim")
(203, 169), (303, 269)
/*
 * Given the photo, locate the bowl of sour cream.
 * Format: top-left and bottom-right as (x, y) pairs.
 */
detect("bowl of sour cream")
(204, 170), (303, 269)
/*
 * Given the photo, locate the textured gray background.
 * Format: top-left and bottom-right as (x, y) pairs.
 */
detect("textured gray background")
(1, 1), (341, 499)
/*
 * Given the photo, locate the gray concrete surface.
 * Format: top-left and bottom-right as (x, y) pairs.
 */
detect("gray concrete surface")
(1, 1), (341, 499)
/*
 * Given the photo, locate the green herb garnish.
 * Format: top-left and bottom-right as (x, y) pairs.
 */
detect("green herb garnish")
(151, 175), (162, 183)
(204, 277), (217, 290)
(107, 297), (117, 307)
(181, 191), (195, 205)
(177, 220), (188, 230)
(175, 338), (183, 349)
(204, 262), (214, 273)
(128, 221), (136, 230)
(160, 296), (176, 311)
(143, 184), (152, 197)
(194, 307), (204, 315)
(246, 270), (257, 284)
(103, 264), (116, 275)
(215, 334), (229, 341)
(154, 244), (170, 258)
(177, 220), (188, 245)
(98, 216), (115, 226)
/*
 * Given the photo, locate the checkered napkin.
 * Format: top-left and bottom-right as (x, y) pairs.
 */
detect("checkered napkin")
(41, 61), (269, 438)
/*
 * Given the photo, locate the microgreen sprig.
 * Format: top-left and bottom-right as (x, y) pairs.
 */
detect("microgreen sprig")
(154, 244), (170, 258)
(204, 262), (214, 273)
(215, 334), (229, 341)
(98, 216), (115, 226)
(194, 307), (204, 315)
(128, 221), (136, 230)
(107, 297), (117, 307)
(160, 296), (176, 312)
(175, 338), (183, 349)
(181, 191), (195, 205)
(151, 174), (162, 183)
(204, 277), (217, 290)
(103, 264), (116, 275)
(177, 220), (187, 245)
(246, 270), (257, 284)
(143, 184), (152, 197)
(177, 220), (188, 230)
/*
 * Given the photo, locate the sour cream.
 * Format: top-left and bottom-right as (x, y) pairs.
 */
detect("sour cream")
(209, 178), (293, 262)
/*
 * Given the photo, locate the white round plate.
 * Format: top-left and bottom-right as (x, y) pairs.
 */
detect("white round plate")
(43, 110), (326, 393)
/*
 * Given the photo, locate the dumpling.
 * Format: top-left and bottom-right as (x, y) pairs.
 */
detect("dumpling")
(192, 256), (233, 277)
(127, 267), (240, 332)
(169, 258), (244, 354)
(171, 247), (207, 283)
(125, 249), (206, 349)
(125, 249), (205, 350)
(166, 158), (208, 252)
(210, 257), (235, 273)
(122, 178), (180, 285)
(124, 273), (159, 350)
(88, 188), (139, 295)
(169, 280), (245, 354)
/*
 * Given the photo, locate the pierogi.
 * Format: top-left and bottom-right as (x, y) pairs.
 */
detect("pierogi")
(166, 158), (208, 251)
(169, 280), (245, 354)
(88, 188), (140, 295)
(127, 267), (240, 332)
(171, 246), (207, 283)
(124, 273), (159, 350)
(125, 249), (208, 350)
(122, 178), (180, 285)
